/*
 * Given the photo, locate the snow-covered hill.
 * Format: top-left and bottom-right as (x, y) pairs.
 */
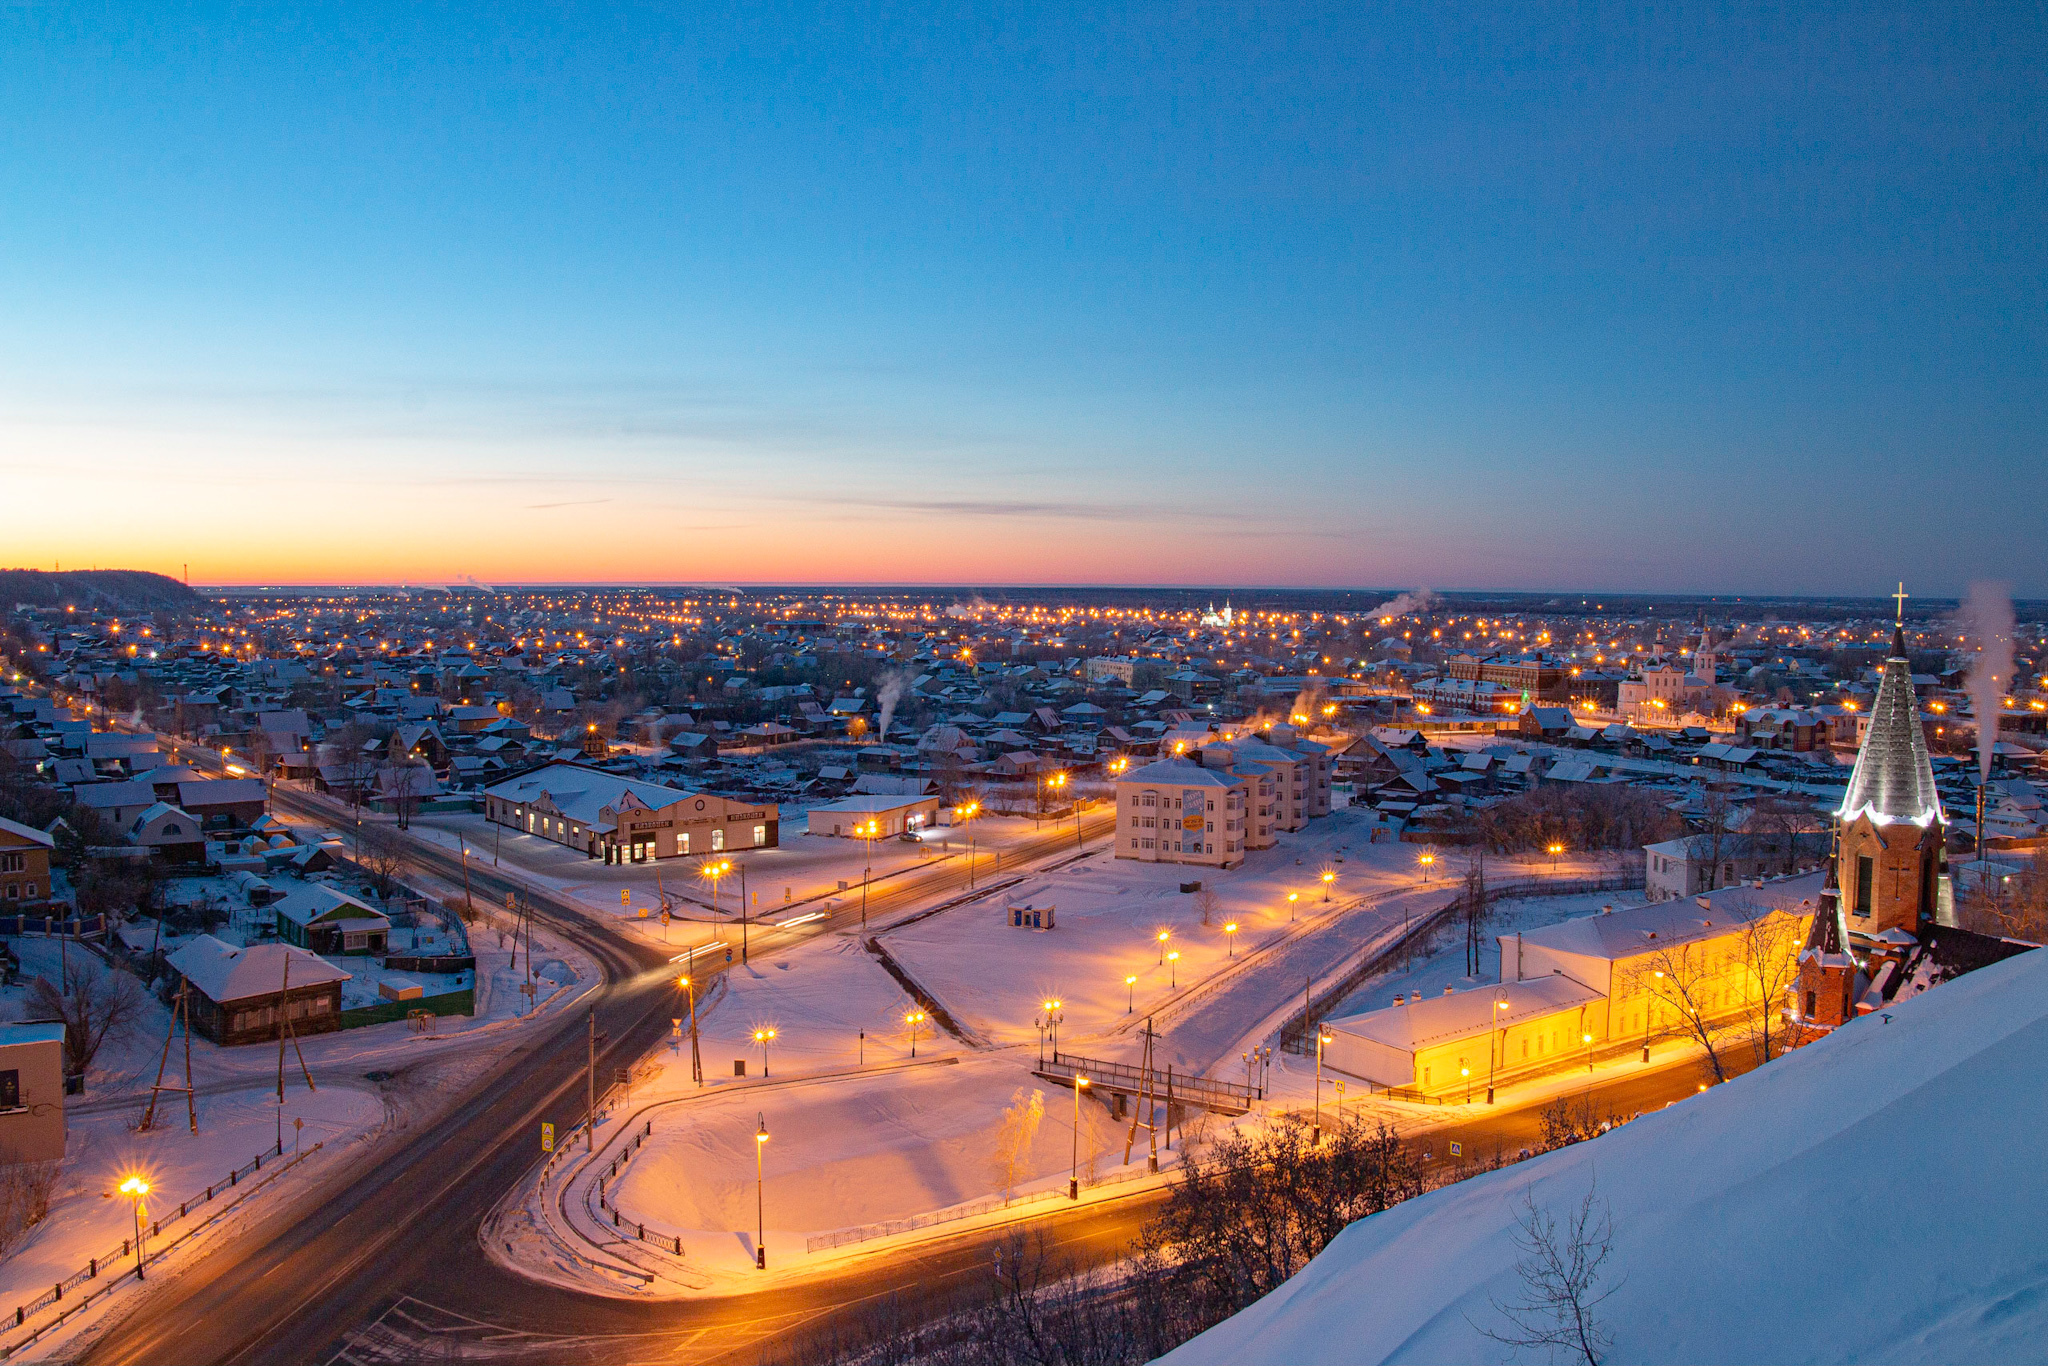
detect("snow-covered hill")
(1161, 943), (2048, 1365)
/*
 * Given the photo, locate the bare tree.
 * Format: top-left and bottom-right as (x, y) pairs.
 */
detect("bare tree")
(1689, 785), (1740, 891)
(387, 759), (429, 830)
(354, 823), (407, 898)
(1477, 1181), (1622, 1366)
(328, 721), (380, 809)
(26, 955), (146, 1082)
(1728, 898), (1807, 1068)
(0, 1153), (58, 1256)
(988, 1087), (1045, 1204)
(1463, 851), (1489, 978)
(1194, 888), (1220, 928)
(1621, 934), (1733, 1083)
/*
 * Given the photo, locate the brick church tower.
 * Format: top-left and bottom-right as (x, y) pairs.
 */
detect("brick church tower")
(1793, 618), (1948, 1042)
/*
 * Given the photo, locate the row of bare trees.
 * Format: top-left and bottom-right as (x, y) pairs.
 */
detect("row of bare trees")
(1472, 786), (1681, 856)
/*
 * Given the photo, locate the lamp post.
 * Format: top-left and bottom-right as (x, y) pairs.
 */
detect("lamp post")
(1313, 1029), (1333, 1143)
(1156, 928), (1170, 965)
(1418, 850), (1436, 885)
(1287, 891), (1299, 922)
(1321, 869), (1335, 902)
(858, 819), (879, 928)
(1489, 998), (1508, 1103)
(1167, 950), (1180, 989)
(753, 1026), (776, 1077)
(956, 800), (980, 888)
(1547, 841), (1565, 871)
(754, 1114), (769, 1269)
(905, 1009), (927, 1058)
(119, 1175), (149, 1280)
(1124, 974), (1137, 1013)
(1069, 1075), (1090, 1199)
(1035, 998), (1064, 1065)
(1224, 921), (1239, 957)
(679, 975), (701, 1085)
(1643, 972), (1662, 1062)
(1583, 1030), (1595, 1074)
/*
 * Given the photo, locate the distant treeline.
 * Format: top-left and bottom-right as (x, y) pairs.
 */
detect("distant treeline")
(0, 569), (201, 613)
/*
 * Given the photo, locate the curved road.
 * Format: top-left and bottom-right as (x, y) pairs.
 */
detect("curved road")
(81, 783), (1124, 1366)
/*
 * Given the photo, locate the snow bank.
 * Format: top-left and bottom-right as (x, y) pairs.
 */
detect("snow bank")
(1162, 944), (2048, 1365)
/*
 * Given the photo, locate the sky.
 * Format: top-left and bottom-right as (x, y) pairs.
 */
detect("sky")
(3, 2), (2044, 593)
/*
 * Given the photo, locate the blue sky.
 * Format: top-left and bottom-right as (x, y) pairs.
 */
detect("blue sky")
(4, 2), (2043, 591)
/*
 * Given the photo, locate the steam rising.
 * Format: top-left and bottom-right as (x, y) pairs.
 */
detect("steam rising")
(1370, 588), (1437, 622)
(875, 669), (913, 743)
(1961, 581), (2015, 785)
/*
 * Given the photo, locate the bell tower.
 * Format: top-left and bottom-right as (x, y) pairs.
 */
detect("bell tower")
(1834, 610), (1946, 941)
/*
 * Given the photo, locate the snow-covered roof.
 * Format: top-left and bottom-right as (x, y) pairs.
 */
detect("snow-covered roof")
(0, 814), (53, 849)
(166, 935), (351, 1005)
(481, 763), (700, 825)
(1513, 872), (1824, 964)
(271, 882), (389, 929)
(1117, 758), (1244, 789)
(1328, 975), (1603, 1053)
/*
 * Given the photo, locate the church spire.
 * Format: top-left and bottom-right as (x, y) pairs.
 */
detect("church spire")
(1838, 600), (1942, 828)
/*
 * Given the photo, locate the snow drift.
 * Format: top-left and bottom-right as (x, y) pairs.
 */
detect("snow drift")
(1162, 943), (2048, 1365)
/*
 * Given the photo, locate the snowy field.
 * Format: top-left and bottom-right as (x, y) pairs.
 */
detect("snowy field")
(1163, 942), (2048, 1365)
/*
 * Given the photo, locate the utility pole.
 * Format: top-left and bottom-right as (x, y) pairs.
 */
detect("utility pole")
(586, 1007), (596, 1153)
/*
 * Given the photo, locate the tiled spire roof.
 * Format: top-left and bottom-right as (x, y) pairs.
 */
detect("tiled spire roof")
(1837, 626), (1943, 828)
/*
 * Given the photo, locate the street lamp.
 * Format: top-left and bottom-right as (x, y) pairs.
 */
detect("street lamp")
(1287, 891), (1299, 922)
(1069, 1075), (1090, 1199)
(1156, 928), (1170, 964)
(1418, 850), (1436, 884)
(858, 818), (880, 927)
(1321, 869), (1335, 901)
(1583, 1030), (1595, 1074)
(955, 799), (980, 888)
(753, 1026), (776, 1077)
(1124, 974), (1137, 1013)
(1224, 921), (1239, 957)
(905, 1008), (928, 1058)
(119, 1175), (149, 1280)
(1167, 950), (1180, 988)
(1547, 841), (1565, 870)
(1035, 998), (1064, 1065)
(1314, 1030), (1334, 1142)
(754, 1114), (769, 1269)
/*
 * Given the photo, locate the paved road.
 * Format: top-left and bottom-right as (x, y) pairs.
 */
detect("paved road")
(78, 782), (1121, 1366)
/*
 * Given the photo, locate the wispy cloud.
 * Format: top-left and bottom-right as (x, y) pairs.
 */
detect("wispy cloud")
(524, 497), (613, 509)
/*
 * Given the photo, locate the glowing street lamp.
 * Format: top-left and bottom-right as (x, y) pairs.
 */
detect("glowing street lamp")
(754, 1114), (770, 1269)
(1035, 998), (1065, 1064)
(1069, 1075), (1091, 1199)
(955, 799), (981, 888)
(1547, 841), (1565, 870)
(119, 1175), (150, 1280)
(1156, 929), (1170, 964)
(857, 818), (881, 927)
(1287, 891), (1299, 922)
(1223, 922), (1239, 957)
(1124, 974), (1138, 1013)
(752, 1026), (777, 1076)
(1320, 869), (1336, 901)
(905, 1009), (928, 1058)
(1418, 850), (1437, 884)
(1167, 950), (1181, 988)
(678, 975), (701, 1085)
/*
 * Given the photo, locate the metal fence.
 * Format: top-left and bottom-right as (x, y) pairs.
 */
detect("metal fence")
(1, 1141), (324, 1358)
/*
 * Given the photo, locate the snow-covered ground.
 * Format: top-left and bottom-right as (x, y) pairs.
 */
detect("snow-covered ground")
(1162, 942), (2048, 1365)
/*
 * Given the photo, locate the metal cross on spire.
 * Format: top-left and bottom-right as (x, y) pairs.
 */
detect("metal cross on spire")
(1893, 582), (1909, 625)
